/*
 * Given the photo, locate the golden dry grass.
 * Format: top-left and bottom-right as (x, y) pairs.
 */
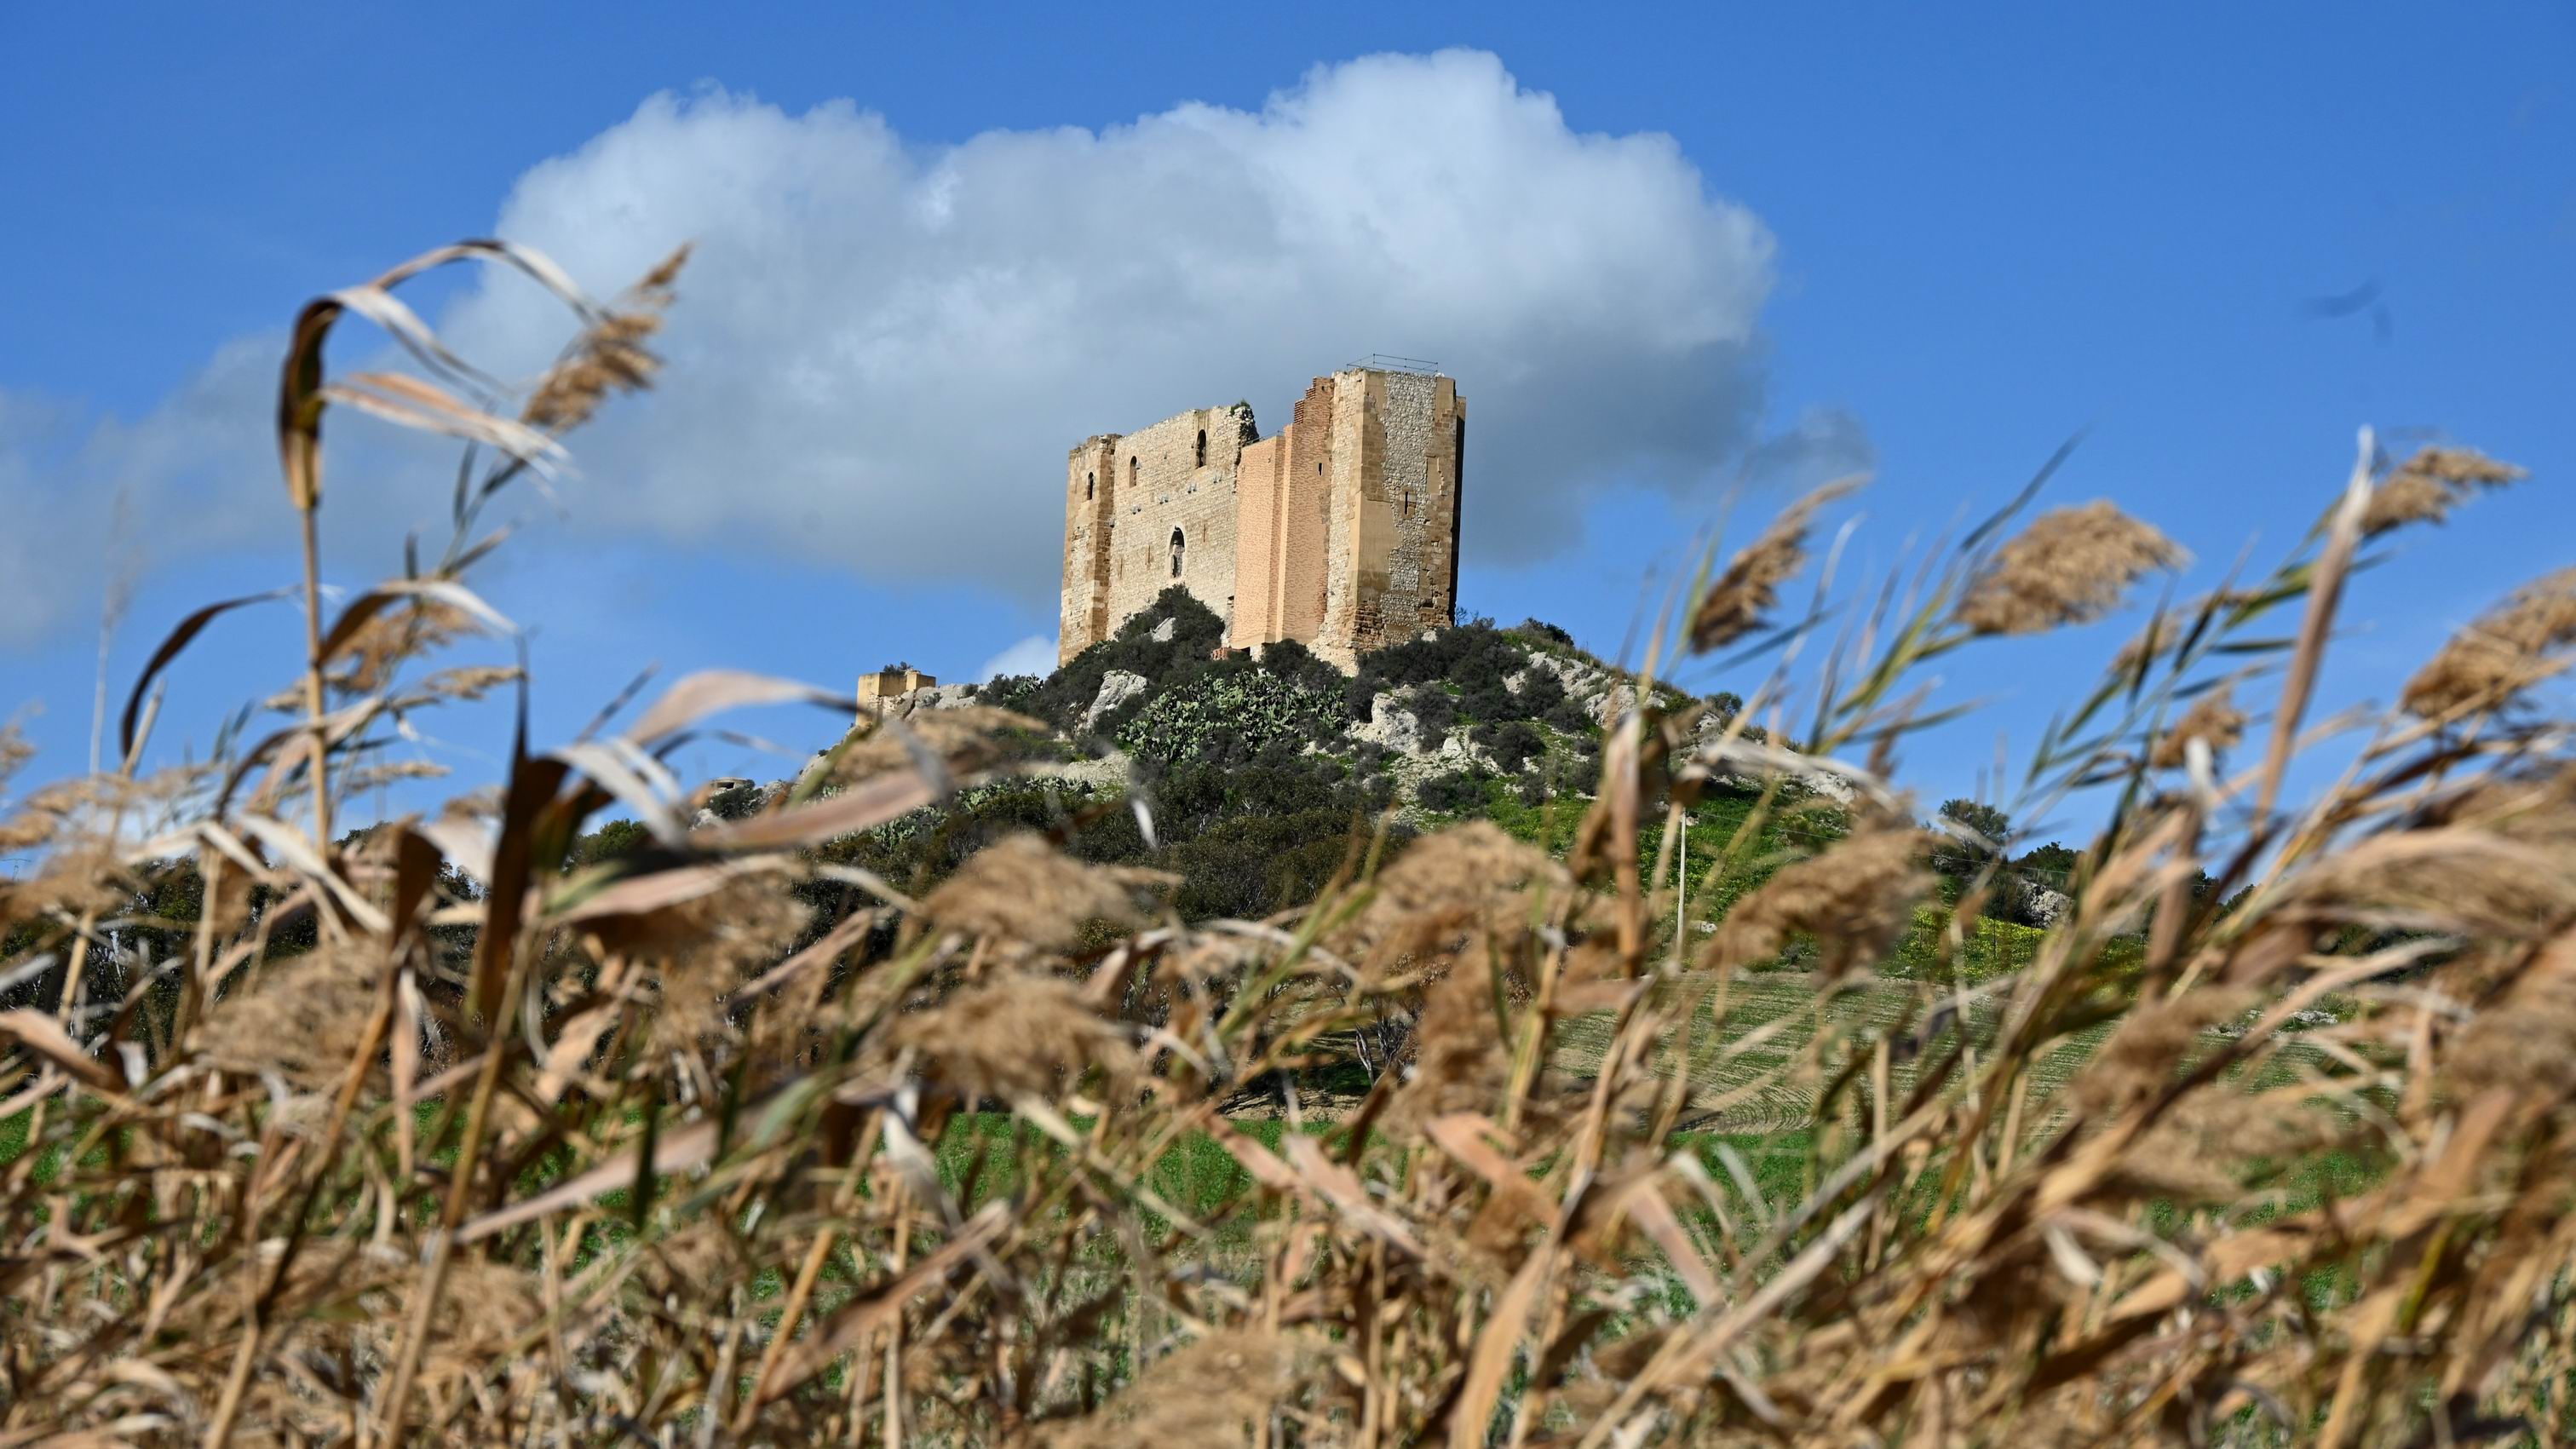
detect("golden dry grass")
(1, 238), (2572, 1448)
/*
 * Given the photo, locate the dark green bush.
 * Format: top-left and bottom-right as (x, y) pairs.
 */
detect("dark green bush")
(1118, 669), (1343, 766)
(1475, 718), (1544, 773)
(1407, 683), (1458, 742)
(1026, 586), (1228, 737)
(1418, 767), (1490, 814)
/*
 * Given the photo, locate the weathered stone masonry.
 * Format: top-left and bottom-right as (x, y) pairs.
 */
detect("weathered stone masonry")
(1058, 365), (1464, 670)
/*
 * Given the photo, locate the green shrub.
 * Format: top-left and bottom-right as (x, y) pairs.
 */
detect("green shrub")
(1117, 669), (1343, 766)
(1418, 766), (1490, 814)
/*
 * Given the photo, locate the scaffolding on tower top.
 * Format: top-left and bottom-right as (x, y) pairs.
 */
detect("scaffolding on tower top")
(1344, 354), (1439, 376)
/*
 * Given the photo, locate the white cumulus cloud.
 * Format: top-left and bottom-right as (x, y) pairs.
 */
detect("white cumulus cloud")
(417, 49), (1796, 600)
(975, 634), (1060, 682)
(2, 49), (1826, 649)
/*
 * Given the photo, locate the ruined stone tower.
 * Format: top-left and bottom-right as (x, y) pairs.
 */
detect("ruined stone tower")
(1058, 363), (1465, 670)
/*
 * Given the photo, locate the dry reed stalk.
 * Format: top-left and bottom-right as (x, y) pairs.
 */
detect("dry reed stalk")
(1956, 500), (2188, 636)
(3, 233), (2568, 1449)
(1688, 476), (1863, 652)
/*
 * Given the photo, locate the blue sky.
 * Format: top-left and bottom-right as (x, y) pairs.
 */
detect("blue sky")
(3, 3), (2570, 843)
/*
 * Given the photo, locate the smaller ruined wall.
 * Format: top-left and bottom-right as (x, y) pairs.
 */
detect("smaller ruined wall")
(857, 666), (935, 715)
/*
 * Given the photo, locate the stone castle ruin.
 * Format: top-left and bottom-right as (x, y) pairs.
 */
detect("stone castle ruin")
(855, 664), (934, 716)
(1059, 362), (1465, 670)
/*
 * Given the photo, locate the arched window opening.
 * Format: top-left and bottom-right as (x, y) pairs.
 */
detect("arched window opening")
(1194, 429), (1207, 467)
(1170, 528), (1186, 578)
(1129, 457), (1140, 492)
(1084, 471), (1095, 500)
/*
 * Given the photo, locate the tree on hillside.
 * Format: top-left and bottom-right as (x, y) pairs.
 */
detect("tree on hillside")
(1936, 798), (2011, 847)
(1930, 798), (2010, 875)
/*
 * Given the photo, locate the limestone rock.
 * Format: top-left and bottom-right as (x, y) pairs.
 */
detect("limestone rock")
(2024, 886), (2073, 929)
(1021, 750), (1131, 794)
(1355, 691), (1425, 756)
(1521, 651), (1613, 711)
(1149, 616), (1176, 643)
(891, 683), (979, 716)
(1084, 670), (1149, 733)
(693, 778), (787, 832)
(1597, 683), (1638, 729)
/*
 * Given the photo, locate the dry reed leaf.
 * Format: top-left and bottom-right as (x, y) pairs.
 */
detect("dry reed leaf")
(0, 776), (77, 854)
(0, 1008), (120, 1089)
(1703, 825), (1932, 976)
(2281, 826), (2576, 940)
(459, 1117), (723, 1244)
(338, 758), (451, 794)
(325, 371), (569, 475)
(581, 875), (811, 1049)
(191, 948), (382, 1089)
(1957, 501), (2188, 635)
(0, 725), (32, 792)
(26, 232), (2576, 1449)
(520, 245), (687, 433)
(1041, 1328), (1294, 1448)
(1343, 820), (1567, 963)
(893, 975), (1134, 1101)
(2067, 986), (2255, 1120)
(414, 664), (521, 704)
(1392, 952), (1518, 1134)
(1451, 1254), (1547, 1447)
(624, 667), (847, 747)
(698, 765), (939, 851)
(831, 704), (1047, 785)
(2447, 929), (2576, 1107)
(1689, 477), (1861, 651)
(921, 832), (1162, 950)
(2147, 685), (2246, 770)
(2360, 445), (2525, 537)
(2401, 566), (2576, 720)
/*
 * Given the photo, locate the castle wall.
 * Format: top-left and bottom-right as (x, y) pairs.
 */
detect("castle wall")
(1061, 371), (1460, 672)
(1058, 436), (1121, 659)
(1305, 368), (1461, 667)
(1229, 377), (1338, 652)
(1357, 371), (1461, 653)
(1280, 378), (1339, 645)
(1229, 434), (1284, 649)
(1059, 403), (1254, 664)
(856, 665), (935, 716)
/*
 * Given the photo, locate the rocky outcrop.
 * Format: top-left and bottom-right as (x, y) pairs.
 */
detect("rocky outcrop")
(1083, 670), (1150, 733)
(887, 683), (981, 716)
(1436, 731), (1506, 771)
(1354, 691), (1425, 756)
